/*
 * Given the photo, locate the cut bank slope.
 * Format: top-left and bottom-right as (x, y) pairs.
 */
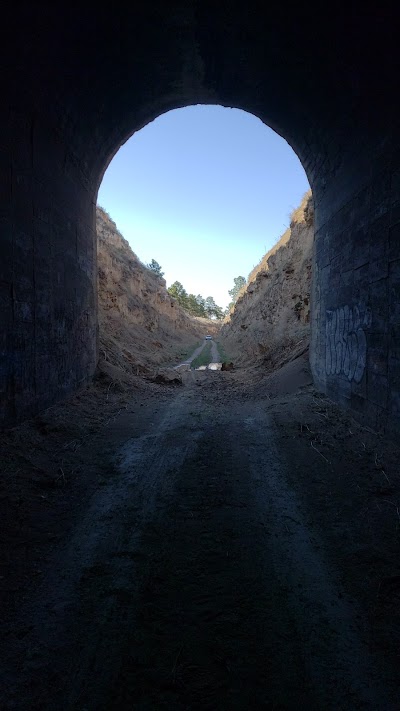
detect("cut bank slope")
(220, 192), (314, 369)
(97, 207), (209, 380)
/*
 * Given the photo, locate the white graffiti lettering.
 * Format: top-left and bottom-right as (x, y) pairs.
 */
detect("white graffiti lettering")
(325, 305), (371, 383)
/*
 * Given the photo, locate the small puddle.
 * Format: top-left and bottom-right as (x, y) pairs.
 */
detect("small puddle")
(195, 362), (222, 371)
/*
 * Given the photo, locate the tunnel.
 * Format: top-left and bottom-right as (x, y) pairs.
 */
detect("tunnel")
(1, 2), (399, 434)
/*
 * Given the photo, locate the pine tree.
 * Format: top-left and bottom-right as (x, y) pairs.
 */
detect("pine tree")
(147, 259), (164, 277)
(228, 275), (246, 302)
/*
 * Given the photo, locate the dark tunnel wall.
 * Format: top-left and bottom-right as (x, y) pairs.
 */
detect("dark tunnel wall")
(0, 2), (399, 433)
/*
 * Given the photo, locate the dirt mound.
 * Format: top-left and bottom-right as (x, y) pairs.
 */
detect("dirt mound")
(150, 368), (183, 385)
(97, 207), (210, 382)
(220, 192), (313, 369)
(253, 351), (313, 397)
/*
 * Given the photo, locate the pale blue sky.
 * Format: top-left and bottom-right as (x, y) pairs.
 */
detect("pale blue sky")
(98, 106), (309, 308)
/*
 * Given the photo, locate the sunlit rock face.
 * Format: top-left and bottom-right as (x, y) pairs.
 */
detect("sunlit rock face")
(220, 193), (313, 372)
(0, 4), (399, 433)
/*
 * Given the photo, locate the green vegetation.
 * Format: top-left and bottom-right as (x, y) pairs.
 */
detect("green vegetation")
(216, 341), (231, 363)
(191, 342), (213, 369)
(227, 275), (247, 311)
(146, 259), (164, 277)
(168, 281), (224, 320)
(204, 296), (224, 320)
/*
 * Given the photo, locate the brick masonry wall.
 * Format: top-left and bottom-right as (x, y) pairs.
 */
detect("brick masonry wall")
(310, 144), (400, 436)
(0, 111), (98, 425)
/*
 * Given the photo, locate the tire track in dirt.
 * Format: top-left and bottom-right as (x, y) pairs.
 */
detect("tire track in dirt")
(2, 372), (399, 709)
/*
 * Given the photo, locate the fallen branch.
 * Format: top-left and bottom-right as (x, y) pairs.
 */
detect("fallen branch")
(311, 440), (329, 463)
(171, 644), (184, 682)
(381, 499), (400, 523)
(57, 467), (66, 485)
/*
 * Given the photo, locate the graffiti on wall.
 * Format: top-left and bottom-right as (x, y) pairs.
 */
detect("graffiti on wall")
(325, 305), (371, 383)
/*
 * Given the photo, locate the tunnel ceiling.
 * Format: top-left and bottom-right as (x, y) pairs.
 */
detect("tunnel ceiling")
(5, 2), (398, 196)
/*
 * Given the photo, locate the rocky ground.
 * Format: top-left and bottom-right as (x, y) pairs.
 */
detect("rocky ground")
(1, 351), (400, 709)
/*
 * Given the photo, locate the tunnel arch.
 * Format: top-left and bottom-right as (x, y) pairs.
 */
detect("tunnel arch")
(96, 103), (311, 314)
(1, 2), (399, 433)
(95, 100), (314, 203)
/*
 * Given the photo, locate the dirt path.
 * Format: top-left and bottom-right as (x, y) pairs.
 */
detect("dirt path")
(210, 339), (221, 363)
(1, 362), (400, 709)
(176, 339), (221, 371)
(178, 339), (209, 366)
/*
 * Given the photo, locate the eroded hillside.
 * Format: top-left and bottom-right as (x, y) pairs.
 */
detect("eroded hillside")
(97, 207), (209, 381)
(220, 192), (314, 368)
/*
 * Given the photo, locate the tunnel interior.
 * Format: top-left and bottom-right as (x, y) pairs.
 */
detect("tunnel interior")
(1, 3), (399, 434)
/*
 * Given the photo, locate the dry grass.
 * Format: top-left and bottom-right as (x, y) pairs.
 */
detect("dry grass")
(245, 191), (312, 289)
(96, 206), (211, 384)
(220, 191), (313, 372)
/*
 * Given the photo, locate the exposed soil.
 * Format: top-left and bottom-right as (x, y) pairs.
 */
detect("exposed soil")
(96, 206), (214, 381)
(1, 354), (400, 709)
(221, 192), (313, 371)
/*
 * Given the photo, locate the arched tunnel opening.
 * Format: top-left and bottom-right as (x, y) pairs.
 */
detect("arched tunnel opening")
(96, 103), (311, 379)
(1, 4), (398, 435)
(1, 3), (400, 708)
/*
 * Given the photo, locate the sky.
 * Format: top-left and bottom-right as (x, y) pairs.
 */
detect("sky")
(97, 105), (309, 309)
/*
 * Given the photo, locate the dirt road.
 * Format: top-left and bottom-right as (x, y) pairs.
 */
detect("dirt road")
(2, 360), (400, 709)
(210, 339), (221, 364)
(178, 339), (209, 366)
(177, 339), (221, 370)
(175, 340), (221, 370)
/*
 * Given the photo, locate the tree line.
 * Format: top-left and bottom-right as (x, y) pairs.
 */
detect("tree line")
(146, 259), (247, 320)
(168, 282), (224, 320)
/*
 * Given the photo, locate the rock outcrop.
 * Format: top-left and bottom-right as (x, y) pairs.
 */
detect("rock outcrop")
(220, 192), (314, 369)
(97, 207), (207, 381)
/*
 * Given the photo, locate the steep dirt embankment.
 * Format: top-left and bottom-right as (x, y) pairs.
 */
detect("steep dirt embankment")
(97, 207), (208, 380)
(220, 192), (314, 369)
